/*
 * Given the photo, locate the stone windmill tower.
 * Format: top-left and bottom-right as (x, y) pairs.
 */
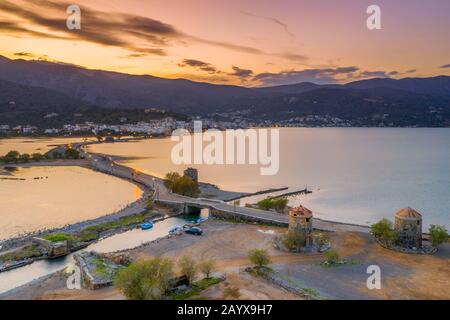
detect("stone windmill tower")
(288, 206), (313, 247)
(394, 207), (422, 248)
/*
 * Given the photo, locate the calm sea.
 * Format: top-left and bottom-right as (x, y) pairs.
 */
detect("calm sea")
(89, 128), (450, 229)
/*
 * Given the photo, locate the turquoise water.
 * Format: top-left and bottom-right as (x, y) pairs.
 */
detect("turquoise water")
(90, 128), (450, 229)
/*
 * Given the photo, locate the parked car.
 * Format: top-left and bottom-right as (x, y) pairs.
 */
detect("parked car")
(169, 226), (183, 235)
(184, 227), (203, 236)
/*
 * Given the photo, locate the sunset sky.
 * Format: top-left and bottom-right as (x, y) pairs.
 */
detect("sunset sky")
(0, 0), (449, 86)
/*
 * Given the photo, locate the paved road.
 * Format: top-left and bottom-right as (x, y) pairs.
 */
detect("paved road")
(81, 147), (370, 233)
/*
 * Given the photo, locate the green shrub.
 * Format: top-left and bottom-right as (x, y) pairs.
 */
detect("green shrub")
(429, 225), (449, 247)
(1, 150), (20, 163)
(371, 218), (393, 238)
(64, 148), (80, 159)
(200, 259), (216, 279)
(257, 197), (288, 212)
(164, 172), (199, 197)
(32, 153), (45, 162)
(178, 255), (198, 285)
(248, 248), (271, 268)
(114, 258), (174, 300)
(20, 153), (30, 163)
(282, 230), (306, 250)
(324, 249), (339, 264)
(371, 219), (400, 244)
(0, 244), (41, 262)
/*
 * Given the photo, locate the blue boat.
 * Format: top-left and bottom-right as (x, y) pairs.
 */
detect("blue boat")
(140, 222), (153, 230)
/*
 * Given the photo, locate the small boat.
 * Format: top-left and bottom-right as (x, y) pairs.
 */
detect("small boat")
(140, 222), (153, 230)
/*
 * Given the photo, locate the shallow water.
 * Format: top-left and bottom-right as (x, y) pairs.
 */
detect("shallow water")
(89, 128), (450, 228)
(0, 166), (142, 240)
(0, 137), (95, 155)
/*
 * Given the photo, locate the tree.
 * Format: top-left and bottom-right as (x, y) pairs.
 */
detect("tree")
(20, 153), (30, 163)
(32, 153), (44, 162)
(324, 249), (339, 264)
(248, 249), (271, 268)
(64, 148), (80, 159)
(178, 255), (198, 285)
(51, 151), (62, 159)
(429, 225), (449, 247)
(172, 176), (200, 197)
(164, 172), (181, 190)
(3, 150), (20, 163)
(114, 258), (174, 300)
(371, 219), (393, 238)
(200, 259), (216, 279)
(164, 172), (199, 197)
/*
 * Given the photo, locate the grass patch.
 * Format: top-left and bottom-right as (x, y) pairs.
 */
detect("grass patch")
(0, 244), (41, 262)
(76, 211), (158, 242)
(93, 258), (109, 277)
(211, 217), (286, 228)
(171, 277), (221, 300)
(43, 233), (73, 243)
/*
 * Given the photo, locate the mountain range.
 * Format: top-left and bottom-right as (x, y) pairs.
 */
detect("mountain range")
(1, 55), (449, 126)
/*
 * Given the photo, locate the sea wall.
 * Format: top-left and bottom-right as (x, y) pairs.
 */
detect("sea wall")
(210, 207), (288, 227)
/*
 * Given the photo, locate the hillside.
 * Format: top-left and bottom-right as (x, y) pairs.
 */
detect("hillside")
(1, 55), (450, 126)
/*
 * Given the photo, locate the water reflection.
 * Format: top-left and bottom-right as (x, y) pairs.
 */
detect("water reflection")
(0, 212), (208, 294)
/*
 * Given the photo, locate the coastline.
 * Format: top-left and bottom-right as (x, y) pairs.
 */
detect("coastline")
(0, 136), (439, 286)
(1, 137), (377, 249)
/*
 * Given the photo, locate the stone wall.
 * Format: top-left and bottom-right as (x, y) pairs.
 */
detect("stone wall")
(32, 238), (69, 258)
(210, 207), (288, 227)
(74, 252), (114, 290)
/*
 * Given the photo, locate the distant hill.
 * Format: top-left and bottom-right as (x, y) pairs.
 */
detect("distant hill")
(0, 55), (449, 126)
(0, 55), (256, 114)
(235, 86), (450, 126)
(345, 76), (450, 96)
(0, 80), (186, 128)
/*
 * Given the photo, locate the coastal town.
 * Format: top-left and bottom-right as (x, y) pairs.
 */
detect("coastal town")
(3, 108), (443, 137)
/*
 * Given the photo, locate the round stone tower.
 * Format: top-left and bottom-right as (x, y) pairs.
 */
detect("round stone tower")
(394, 207), (422, 248)
(288, 206), (313, 246)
